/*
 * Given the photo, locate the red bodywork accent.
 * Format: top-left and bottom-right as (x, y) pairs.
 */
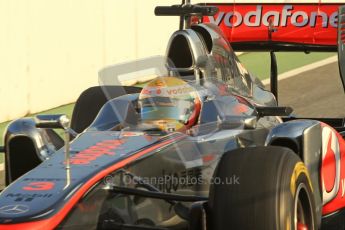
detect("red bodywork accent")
(321, 124), (345, 215)
(187, 96), (201, 129)
(322, 134), (336, 193)
(297, 222), (308, 230)
(203, 3), (341, 46)
(202, 154), (216, 163)
(0, 135), (183, 230)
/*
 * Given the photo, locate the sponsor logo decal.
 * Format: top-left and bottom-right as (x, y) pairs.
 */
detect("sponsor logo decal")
(70, 139), (125, 165)
(141, 86), (193, 97)
(209, 5), (338, 28)
(204, 4), (340, 46)
(0, 205), (30, 215)
(23, 182), (55, 191)
(158, 169), (203, 193)
(5, 193), (53, 202)
(121, 132), (144, 137)
(321, 126), (341, 205)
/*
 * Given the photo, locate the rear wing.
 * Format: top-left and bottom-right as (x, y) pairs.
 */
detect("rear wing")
(155, 1), (345, 96)
(201, 2), (345, 94)
(203, 3), (342, 52)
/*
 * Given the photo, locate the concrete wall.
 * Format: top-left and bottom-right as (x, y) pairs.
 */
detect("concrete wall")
(0, 0), (181, 122)
(0, 0), (338, 122)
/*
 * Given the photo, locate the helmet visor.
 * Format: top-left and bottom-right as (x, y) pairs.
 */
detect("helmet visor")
(140, 97), (193, 122)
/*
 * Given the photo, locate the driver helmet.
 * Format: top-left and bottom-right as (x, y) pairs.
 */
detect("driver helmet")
(138, 76), (201, 132)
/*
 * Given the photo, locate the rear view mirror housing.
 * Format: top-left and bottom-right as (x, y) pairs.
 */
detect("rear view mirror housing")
(35, 114), (70, 130)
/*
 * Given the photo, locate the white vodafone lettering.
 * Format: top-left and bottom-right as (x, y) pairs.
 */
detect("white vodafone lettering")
(262, 11), (280, 27)
(224, 12), (243, 27)
(310, 11), (328, 28)
(291, 11), (309, 27)
(208, 5), (338, 28)
(243, 6), (262, 27)
(208, 11), (225, 25)
(281, 5), (293, 26)
(330, 12), (338, 28)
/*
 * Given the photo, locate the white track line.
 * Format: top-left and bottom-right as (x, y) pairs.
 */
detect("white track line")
(0, 163), (3, 171)
(261, 55), (338, 85)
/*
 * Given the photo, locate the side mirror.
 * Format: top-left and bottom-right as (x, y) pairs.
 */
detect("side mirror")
(219, 116), (257, 130)
(35, 114), (77, 136)
(256, 106), (293, 117)
(35, 114), (76, 172)
(35, 114), (70, 130)
(243, 116), (258, 129)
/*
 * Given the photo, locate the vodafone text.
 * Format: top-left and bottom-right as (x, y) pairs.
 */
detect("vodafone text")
(209, 5), (338, 28)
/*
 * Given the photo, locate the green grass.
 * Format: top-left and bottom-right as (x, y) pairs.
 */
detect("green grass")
(238, 52), (335, 80)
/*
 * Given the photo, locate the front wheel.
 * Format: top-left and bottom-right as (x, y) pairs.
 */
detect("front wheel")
(208, 146), (318, 230)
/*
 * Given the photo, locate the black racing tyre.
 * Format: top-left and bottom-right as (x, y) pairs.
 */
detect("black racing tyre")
(208, 146), (317, 230)
(71, 86), (141, 133)
(5, 137), (42, 185)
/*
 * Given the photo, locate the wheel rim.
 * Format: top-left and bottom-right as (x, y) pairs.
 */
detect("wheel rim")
(294, 183), (314, 230)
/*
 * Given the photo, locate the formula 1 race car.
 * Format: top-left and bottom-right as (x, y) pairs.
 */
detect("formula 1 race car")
(1, 1), (345, 229)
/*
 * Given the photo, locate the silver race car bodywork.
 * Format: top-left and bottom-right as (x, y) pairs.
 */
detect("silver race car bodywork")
(2, 1), (345, 229)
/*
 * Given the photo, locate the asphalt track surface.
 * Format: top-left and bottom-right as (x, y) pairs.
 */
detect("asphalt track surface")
(278, 61), (345, 118)
(0, 62), (344, 190)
